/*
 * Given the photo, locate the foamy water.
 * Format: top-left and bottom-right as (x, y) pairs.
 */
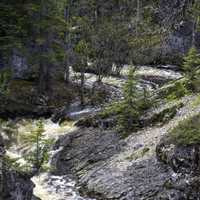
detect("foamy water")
(32, 173), (93, 200)
(4, 118), (93, 200)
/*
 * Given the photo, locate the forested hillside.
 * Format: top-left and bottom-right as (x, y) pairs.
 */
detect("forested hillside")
(1, 1), (200, 200)
(0, 1), (199, 93)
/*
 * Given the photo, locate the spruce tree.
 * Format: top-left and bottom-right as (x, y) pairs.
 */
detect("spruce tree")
(22, 120), (53, 173)
(117, 68), (140, 135)
(74, 39), (90, 106)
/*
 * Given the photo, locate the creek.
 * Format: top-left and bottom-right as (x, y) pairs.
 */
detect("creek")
(4, 119), (93, 200)
(2, 65), (182, 200)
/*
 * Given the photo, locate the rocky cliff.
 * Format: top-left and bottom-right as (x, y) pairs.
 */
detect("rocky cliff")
(158, 0), (199, 63)
(52, 93), (200, 200)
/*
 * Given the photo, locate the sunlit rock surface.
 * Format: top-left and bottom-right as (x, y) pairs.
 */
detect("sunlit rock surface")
(53, 95), (200, 200)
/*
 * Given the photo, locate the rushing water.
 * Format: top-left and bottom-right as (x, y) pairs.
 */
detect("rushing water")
(3, 118), (94, 200)
(2, 65), (182, 200)
(69, 65), (182, 99)
(32, 173), (93, 200)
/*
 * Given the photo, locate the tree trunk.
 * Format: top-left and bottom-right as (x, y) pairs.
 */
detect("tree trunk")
(38, 60), (49, 94)
(64, 0), (73, 84)
(136, 0), (140, 36)
(192, 20), (196, 47)
(80, 69), (85, 107)
(38, 0), (50, 94)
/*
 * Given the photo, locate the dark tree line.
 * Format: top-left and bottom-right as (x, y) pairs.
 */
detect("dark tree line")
(2, 0), (192, 97)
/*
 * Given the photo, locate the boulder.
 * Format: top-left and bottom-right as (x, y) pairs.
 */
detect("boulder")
(156, 137), (200, 199)
(156, 139), (200, 175)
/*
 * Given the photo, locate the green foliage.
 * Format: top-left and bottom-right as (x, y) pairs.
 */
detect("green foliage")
(156, 78), (189, 102)
(116, 68), (140, 135)
(21, 120), (53, 173)
(166, 81), (188, 101)
(189, 70), (200, 92)
(189, 1), (200, 30)
(1, 121), (18, 147)
(101, 68), (153, 136)
(192, 94), (200, 108)
(0, 1), (28, 55)
(183, 47), (200, 77)
(75, 40), (90, 56)
(0, 0), (67, 88)
(150, 102), (184, 125)
(74, 39), (91, 71)
(123, 68), (138, 103)
(183, 47), (200, 91)
(0, 68), (12, 93)
(3, 155), (22, 172)
(169, 113), (200, 145)
(129, 34), (161, 49)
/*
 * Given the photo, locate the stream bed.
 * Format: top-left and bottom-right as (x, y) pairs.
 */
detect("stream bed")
(32, 173), (93, 200)
(1, 65), (182, 200)
(3, 118), (94, 200)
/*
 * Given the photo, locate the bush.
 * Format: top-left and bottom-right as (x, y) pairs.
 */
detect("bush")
(183, 47), (200, 77)
(188, 70), (200, 92)
(183, 47), (200, 91)
(169, 113), (200, 145)
(166, 81), (188, 101)
(0, 68), (12, 93)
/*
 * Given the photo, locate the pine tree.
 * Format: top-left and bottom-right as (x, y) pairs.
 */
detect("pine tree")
(74, 39), (90, 106)
(117, 68), (140, 135)
(22, 120), (53, 173)
(0, 0), (67, 94)
(189, 0), (200, 45)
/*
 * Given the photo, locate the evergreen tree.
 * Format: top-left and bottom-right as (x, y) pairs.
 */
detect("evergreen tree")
(30, 0), (66, 93)
(74, 39), (90, 106)
(117, 68), (140, 135)
(183, 47), (200, 78)
(0, 0), (66, 94)
(22, 120), (53, 173)
(188, 0), (200, 45)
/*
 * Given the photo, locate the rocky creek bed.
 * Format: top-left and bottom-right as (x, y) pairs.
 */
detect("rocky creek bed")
(53, 94), (200, 200)
(1, 118), (95, 200)
(1, 66), (199, 200)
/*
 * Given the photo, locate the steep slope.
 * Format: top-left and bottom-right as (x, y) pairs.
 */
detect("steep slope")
(53, 94), (200, 200)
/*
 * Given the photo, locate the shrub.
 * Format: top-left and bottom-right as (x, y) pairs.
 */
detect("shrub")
(183, 47), (200, 77)
(183, 47), (200, 91)
(169, 113), (200, 145)
(166, 81), (188, 101)
(0, 68), (12, 93)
